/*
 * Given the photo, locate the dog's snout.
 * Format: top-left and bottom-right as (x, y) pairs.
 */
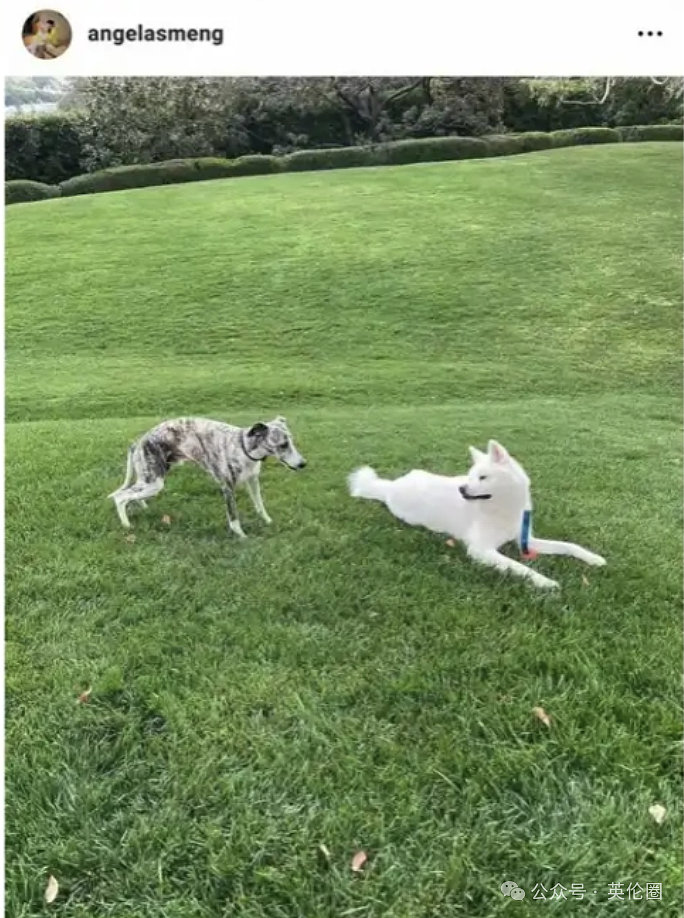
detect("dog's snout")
(459, 485), (467, 497)
(298, 459), (307, 469)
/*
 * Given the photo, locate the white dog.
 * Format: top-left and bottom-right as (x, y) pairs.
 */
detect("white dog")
(348, 439), (606, 590)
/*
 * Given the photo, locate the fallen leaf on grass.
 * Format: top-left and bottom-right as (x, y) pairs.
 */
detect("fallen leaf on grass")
(161, 515), (172, 525)
(581, 575), (590, 587)
(76, 687), (92, 704)
(351, 850), (368, 873)
(649, 804), (667, 825)
(125, 533), (136, 543)
(533, 706), (552, 728)
(45, 875), (59, 904)
(317, 844), (332, 863)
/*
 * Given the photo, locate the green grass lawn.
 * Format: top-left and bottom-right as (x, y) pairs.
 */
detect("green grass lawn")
(5, 143), (683, 917)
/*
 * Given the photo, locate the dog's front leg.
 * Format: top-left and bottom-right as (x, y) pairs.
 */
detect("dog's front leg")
(527, 537), (605, 567)
(245, 477), (272, 525)
(222, 486), (247, 538)
(468, 546), (559, 590)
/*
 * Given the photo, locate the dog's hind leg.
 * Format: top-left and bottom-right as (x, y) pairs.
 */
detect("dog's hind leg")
(468, 547), (560, 590)
(528, 537), (605, 567)
(245, 477), (272, 525)
(113, 492), (133, 528)
(114, 478), (164, 529)
(222, 486), (247, 538)
(128, 477), (164, 503)
(108, 445), (136, 499)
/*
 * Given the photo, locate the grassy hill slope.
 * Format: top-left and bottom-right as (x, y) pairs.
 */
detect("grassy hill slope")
(5, 144), (682, 917)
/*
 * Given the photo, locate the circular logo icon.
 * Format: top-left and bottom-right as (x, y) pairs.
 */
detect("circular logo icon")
(22, 9), (72, 59)
(501, 881), (518, 896)
(511, 886), (526, 900)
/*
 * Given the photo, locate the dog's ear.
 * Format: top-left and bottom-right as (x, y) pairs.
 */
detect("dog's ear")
(469, 446), (486, 464)
(248, 422), (269, 442)
(487, 439), (510, 464)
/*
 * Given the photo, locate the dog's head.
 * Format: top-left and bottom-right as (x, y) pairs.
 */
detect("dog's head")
(245, 416), (307, 470)
(459, 439), (529, 503)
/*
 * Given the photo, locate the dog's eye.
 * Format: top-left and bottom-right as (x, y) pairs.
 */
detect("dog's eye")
(479, 475), (487, 481)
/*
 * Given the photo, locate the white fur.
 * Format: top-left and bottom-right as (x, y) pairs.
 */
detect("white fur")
(348, 439), (606, 591)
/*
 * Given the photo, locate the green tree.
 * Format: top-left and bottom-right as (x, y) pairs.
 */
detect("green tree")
(70, 77), (251, 169)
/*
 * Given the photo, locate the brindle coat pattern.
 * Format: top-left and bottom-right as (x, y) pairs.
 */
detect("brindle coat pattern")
(109, 416), (306, 537)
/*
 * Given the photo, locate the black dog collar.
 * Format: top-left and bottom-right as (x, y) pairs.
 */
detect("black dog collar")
(241, 430), (263, 462)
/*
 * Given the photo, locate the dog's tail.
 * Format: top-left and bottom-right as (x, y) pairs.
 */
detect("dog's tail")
(348, 466), (390, 503)
(108, 444), (135, 499)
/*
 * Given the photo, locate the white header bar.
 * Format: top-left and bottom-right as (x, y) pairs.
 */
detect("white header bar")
(2, 0), (683, 77)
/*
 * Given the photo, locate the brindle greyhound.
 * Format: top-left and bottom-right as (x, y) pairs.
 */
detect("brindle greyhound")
(109, 416), (306, 537)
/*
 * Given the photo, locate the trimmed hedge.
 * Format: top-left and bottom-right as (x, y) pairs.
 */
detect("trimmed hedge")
(285, 136), (507, 172)
(381, 136), (489, 165)
(225, 154), (281, 176)
(5, 113), (84, 185)
(5, 180), (61, 205)
(283, 146), (376, 172)
(60, 160), (208, 197)
(481, 134), (527, 157)
(516, 131), (555, 152)
(59, 155), (280, 197)
(617, 123), (683, 142)
(6, 126), (681, 204)
(550, 127), (622, 147)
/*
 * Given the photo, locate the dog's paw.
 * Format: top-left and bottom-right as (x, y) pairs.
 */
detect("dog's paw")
(534, 575), (560, 590)
(585, 552), (606, 567)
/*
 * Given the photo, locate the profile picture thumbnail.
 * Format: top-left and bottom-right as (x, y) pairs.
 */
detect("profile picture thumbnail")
(22, 9), (72, 59)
